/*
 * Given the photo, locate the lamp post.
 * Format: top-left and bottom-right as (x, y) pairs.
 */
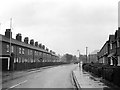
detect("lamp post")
(77, 50), (80, 66)
(10, 18), (14, 71)
(10, 18), (12, 56)
(86, 47), (88, 63)
(88, 53), (90, 63)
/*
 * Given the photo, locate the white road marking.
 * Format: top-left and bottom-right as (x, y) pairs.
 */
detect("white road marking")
(9, 80), (27, 89)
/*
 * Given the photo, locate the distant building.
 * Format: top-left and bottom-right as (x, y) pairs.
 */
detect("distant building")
(88, 54), (98, 63)
(87, 50), (99, 63)
(79, 54), (87, 63)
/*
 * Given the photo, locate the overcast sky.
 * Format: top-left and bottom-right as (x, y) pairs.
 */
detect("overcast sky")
(0, 0), (119, 56)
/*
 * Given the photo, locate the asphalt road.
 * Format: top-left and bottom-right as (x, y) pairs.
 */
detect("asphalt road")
(2, 64), (78, 89)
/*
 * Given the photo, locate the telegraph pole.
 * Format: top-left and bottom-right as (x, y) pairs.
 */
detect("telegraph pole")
(10, 18), (12, 56)
(10, 18), (13, 71)
(77, 50), (80, 61)
(8, 19), (12, 71)
(86, 47), (88, 63)
(88, 53), (90, 63)
(77, 50), (80, 67)
(0, 23), (1, 30)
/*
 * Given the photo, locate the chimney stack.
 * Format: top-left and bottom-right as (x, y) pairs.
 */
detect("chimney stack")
(46, 48), (49, 51)
(5, 29), (12, 38)
(16, 33), (22, 42)
(30, 39), (34, 45)
(35, 41), (38, 47)
(39, 44), (42, 48)
(42, 45), (45, 49)
(50, 50), (52, 53)
(24, 37), (29, 44)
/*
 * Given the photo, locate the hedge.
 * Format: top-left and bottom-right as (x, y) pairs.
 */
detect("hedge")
(82, 63), (120, 87)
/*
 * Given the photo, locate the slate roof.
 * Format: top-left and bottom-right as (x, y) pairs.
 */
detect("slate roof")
(0, 34), (56, 56)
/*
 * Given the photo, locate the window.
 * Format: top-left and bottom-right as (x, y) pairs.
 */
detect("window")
(19, 57), (21, 63)
(117, 40), (120, 47)
(25, 59), (27, 62)
(31, 59), (33, 63)
(35, 51), (36, 55)
(11, 46), (14, 53)
(19, 48), (21, 54)
(6, 45), (9, 52)
(22, 48), (25, 54)
(16, 58), (18, 63)
(110, 43), (112, 49)
(14, 58), (16, 63)
(118, 56), (120, 66)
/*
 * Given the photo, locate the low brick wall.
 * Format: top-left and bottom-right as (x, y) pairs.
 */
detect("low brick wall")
(13, 62), (67, 71)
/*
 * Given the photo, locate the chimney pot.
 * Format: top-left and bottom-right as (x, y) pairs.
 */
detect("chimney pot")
(30, 39), (34, 45)
(16, 33), (22, 41)
(5, 29), (12, 38)
(24, 37), (29, 44)
(39, 44), (42, 48)
(35, 42), (38, 47)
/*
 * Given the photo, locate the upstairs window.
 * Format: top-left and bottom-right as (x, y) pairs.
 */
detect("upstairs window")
(6, 45), (9, 52)
(22, 48), (25, 54)
(35, 51), (36, 55)
(110, 43), (112, 49)
(19, 48), (21, 54)
(117, 40), (120, 47)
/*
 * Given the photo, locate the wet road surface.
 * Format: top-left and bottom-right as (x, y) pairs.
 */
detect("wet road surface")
(2, 64), (77, 89)
(2, 63), (120, 90)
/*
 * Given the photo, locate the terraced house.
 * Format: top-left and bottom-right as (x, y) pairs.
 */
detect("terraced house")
(97, 41), (109, 64)
(115, 29), (120, 65)
(97, 28), (120, 66)
(0, 29), (59, 71)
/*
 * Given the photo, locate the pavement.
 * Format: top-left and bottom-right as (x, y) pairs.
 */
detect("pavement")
(72, 64), (120, 90)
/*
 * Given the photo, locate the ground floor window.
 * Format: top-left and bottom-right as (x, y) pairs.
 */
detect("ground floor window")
(14, 58), (16, 63)
(16, 58), (18, 63)
(22, 57), (24, 63)
(110, 57), (113, 65)
(25, 59), (27, 62)
(18, 57), (22, 63)
(118, 56), (120, 66)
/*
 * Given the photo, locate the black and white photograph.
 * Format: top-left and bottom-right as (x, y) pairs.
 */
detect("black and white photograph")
(0, 0), (120, 89)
